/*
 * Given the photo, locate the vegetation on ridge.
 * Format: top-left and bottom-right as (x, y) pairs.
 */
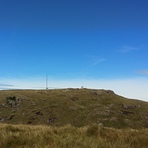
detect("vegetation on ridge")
(0, 88), (148, 129)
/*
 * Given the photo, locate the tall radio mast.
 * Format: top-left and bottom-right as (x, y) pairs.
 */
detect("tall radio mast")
(46, 74), (48, 89)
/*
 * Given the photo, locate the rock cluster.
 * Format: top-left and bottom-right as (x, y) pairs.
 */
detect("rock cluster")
(6, 96), (23, 108)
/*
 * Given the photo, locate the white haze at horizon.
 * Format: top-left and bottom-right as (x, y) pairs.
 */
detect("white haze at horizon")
(0, 77), (148, 102)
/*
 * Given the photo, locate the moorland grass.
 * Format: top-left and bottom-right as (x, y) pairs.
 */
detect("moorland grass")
(1, 89), (148, 129)
(0, 123), (148, 148)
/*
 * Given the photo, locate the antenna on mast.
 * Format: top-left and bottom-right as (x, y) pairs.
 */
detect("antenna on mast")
(46, 74), (48, 90)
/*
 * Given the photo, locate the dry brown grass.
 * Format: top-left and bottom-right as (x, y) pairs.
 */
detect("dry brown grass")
(1, 123), (148, 148)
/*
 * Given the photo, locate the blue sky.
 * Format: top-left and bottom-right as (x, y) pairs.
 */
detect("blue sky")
(0, 0), (148, 101)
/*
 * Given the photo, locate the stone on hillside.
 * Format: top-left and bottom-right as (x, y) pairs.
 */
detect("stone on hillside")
(122, 104), (137, 109)
(6, 96), (23, 108)
(9, 114), (15, 120)
(35, 111), (43, 116)
(12, 110), (16, 113)
(90, 90), (114, 95)
(122, 110), (134, 115)
(47, 116), (56, 124)
(105, 90), (115, 94)
(98, 123), (103, 126)
(71, 96), (79, 101)
(0, 116), (7, 122)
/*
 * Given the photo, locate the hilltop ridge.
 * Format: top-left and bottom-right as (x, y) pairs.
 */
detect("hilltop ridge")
(0, 88), (148, 129)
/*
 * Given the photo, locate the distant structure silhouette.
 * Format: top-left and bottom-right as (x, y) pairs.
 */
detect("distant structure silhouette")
(46, 74), (48, 89)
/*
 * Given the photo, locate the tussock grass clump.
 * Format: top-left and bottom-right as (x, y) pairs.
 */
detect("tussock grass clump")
(86, 124), (99, 136)
(1, 123), (148, 148)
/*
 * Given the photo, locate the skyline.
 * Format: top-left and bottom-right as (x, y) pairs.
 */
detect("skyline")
(0, 0), (148, 101)
(1, 77), (148, 101)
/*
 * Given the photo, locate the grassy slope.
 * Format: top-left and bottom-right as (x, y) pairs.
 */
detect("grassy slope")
(1, 123), (148, 148)
(0, 88), (148, 129)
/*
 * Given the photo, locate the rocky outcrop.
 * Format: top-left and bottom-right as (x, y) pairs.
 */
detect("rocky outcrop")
(122, 104), (137, 109)
(6, 96), (23, 108)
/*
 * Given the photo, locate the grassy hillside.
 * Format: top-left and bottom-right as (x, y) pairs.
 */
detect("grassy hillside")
(0, 88), (148, 129)
(1, 123), (148, 148)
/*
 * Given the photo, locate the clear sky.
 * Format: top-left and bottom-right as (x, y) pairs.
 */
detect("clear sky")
(0, 0), (148, 101)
